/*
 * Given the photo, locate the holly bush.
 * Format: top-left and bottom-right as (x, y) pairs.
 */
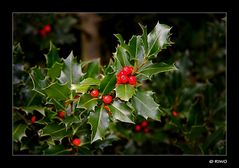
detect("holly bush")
(13, 15), (226, 155)
(13, 21), (178, 155)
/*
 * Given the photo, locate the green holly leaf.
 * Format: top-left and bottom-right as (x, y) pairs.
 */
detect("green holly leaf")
(203, 127), (225, 152)
(128, 35), (145, 64)
(44, 41), (61, 68)
(108, 100), (135, 123)
(13, 123), (27, 142)
(43, 82), (70, 101)
(114, 34), (130, 50)
(113, 46), (131, 70)
(88, 104), (109, 143)
(29, 66), (49, 96)
(132, 90), (161, 121)
(49, 98), (66, 111)
(138, 62), (177, 80)
(71, 78), (100, 93)
(44, 109), (58, 122)
(140, 22), (173, 59)
(99, 73), (116, 95)
(82, 58), (101, 79)
(115, 84), (136, 101)
(139, 23), (148, 55)
(62, 115), (80, 129)
(43, 145), (71, 155)
(115, 34), (145, 64)
(47, 62), (63, 80)
(20, 106), (45, 116)
(58, 51), (84, 87)
(94, 133), (120, 151)
(188, 125), (207, 141)
(188, 99), (204, 126)
(41, 123), (67, 141)
(77, 93), (98, 111)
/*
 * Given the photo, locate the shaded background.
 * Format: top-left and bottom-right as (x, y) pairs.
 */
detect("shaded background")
(13, 13), (226, 154)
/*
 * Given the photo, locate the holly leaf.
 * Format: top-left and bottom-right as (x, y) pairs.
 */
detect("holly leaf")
(29, 66), (49, 96)
(58, 51), (84, 87)
(43, 82), (70, 101)
(20, 106), (45, 116)
(188, 125), (207, 141)
(99, 74), (116, 95)
(13, 123), (27, 142)
(114, 34), (130, 50)
(71, 78), (100, 93)
(41, 123), (67, 142)
(43, 145), (71, 155)
(139, 23), (148, 55)
(81, 58), (101, 79)
(95, 133), (120, 151)
(62, 115), (80, 129)
(132, 91), (161, 121)
(48, 98), (66, 111)
(88, 104), (109, 143)
(138, 62), (177, 80)
(108, 100), (135, 123)
(43, 109), (58, 122)
(128, 35), (145, 64)
(77, 93), (98, 111)
(140, 22), (173, 59)
(113, 46), (131, 70)
(115, 84), (136, 101)
(47, 62), (63, 80)
(44, 41), (61, 68)
(203, 126), (225, 149)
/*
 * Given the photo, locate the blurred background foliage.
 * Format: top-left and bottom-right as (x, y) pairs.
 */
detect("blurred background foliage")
(13, 13), (226, 154)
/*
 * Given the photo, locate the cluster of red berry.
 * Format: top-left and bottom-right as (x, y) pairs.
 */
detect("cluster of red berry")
(134, 120), (150, 133)
(38, 24), (52, 38)
(90, 89), (113, 115)
(90, 89), (113, 105)
(116, 66), (137, 87)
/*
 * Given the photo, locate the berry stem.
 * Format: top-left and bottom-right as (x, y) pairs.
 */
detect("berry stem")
(135, 58), (148, 74)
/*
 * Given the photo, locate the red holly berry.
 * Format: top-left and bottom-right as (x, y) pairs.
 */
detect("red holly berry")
(72, 138), (81, 146)
(58, 111), (65, 119)
(128, 76), (137, 86)
(117, 70), (127, 77)
(135, 124), (141, 132)
(141, 120), (148, 128)
(90, 89), (99, 98)
(122, 66), (134, 75)
(172, 111), (178, 117)
(43, 24), (51, 33)
(118, 74), (129, 84)
(31, 116), (36, 124)
(102, 95), (113, 104)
